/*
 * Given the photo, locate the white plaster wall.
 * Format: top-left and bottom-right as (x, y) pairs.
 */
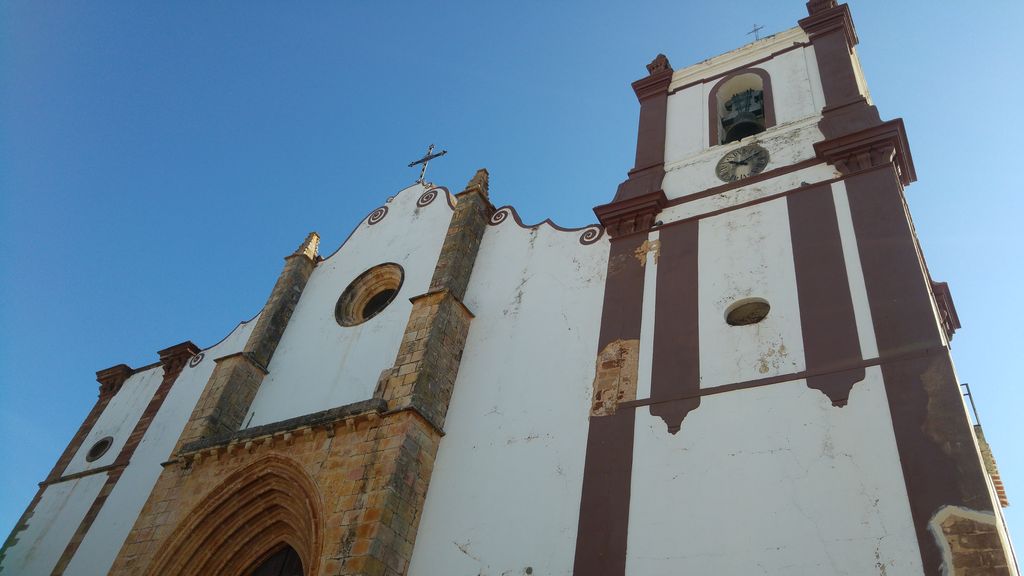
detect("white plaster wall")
(763, 47), (821, 126)
(407, 219), (608, 576)
(62, 367), (164, 477)
(662, 117), (825, 202)
(626, 370), (924, 576)
(663, 83), (704, 165)
(0, 475), (106, 575)
(804, 44), (826, 114)
(245, 184), (452, 427)
(623, 179), (923, 574)
(696, 198), (804, 387)
(661, 161), (837, 226)
(62, 318), (256, 576)
(665, 38), (823, 170)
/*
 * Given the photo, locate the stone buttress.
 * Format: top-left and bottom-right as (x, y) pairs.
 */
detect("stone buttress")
(107, 172), (492, 576)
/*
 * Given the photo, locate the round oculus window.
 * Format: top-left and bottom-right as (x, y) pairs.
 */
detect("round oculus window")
(335, 263), (404, 327)
(725, 298), (770, 326)
(85, 436), (114, 462)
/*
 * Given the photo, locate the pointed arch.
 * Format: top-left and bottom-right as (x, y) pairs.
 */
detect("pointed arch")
(144, 454), (324, 576)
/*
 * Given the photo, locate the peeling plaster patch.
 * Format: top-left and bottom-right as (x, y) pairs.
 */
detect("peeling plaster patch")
(928, 505), (1010, 576)
(634, 239), (661, 266)
(591, 339), (640, 416)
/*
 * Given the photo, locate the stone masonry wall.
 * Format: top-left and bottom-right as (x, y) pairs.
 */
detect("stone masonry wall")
(108, 408), (439, 576)
(109, 172), (492, 575)
(934, 507), (1013, 575)
(177, 233), (319, 448)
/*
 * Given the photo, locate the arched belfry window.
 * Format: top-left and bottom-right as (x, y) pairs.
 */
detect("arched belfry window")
(709, 68), (776, 146)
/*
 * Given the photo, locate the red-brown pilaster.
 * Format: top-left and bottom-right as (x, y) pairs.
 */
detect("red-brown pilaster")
(799, 2), (882, 138)
(822, 116), (1011, 572)
(0, 364), (133, 569)
(612, 54), (673, 203)
(648, 220), (699, 433)
(51, 342), (199, 576)
(787, 184), (864, 406)
(574, 170), (668, 573)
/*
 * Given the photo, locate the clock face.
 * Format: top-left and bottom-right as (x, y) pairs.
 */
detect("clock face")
(715, 144), (770, 182)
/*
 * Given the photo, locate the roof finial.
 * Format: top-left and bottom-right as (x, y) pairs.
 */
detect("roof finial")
(646, 53), (672, 75)
(806, 0), (837, 15)
(293, 231), (320, 260)
(463, 168), (489, 198)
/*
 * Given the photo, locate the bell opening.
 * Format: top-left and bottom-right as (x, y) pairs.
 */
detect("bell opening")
(717, 83), (767, 145)
(724, 118), (765, 144)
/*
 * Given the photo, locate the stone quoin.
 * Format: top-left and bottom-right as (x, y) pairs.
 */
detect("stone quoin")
(1, 2), (1017, 575)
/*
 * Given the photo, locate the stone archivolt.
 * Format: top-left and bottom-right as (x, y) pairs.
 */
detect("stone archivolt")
(144, 454), (323, 576)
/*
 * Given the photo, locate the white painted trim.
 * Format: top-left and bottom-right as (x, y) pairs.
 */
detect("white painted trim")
(832, 181), (879, 359)
(670, 27), (809, 90)
(636, 230), (659, 400)
(928, 505), (1003, 576)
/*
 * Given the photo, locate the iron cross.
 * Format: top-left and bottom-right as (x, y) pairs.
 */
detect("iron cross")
(408, 144), (448, 184)
(747, 24), (765, 41)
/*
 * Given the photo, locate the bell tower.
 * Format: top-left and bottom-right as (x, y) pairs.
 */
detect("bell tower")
(580, 2), (1017, 575)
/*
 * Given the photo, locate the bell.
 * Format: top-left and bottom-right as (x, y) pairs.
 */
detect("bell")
(722, 111), (765, 144)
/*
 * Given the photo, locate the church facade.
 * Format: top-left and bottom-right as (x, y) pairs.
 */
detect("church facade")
(2, 2), (1017, 575)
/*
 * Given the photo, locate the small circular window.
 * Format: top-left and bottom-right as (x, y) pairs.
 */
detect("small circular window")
(335, 263), (404, 327)
(85, 436), (114, 462)
(725, 298), (770, 326)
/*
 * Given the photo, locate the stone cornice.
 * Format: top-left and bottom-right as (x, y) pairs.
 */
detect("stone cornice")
(594, 190), (668, 238)
(798, 3), (858, 51)
(408, 289), (475, 320)
(814, 119), (916, 186)
(96, 364), (134, 399)
(212, 351), (269, 374)
(179, 398), (388, 457)
(632, 54), (674, 101)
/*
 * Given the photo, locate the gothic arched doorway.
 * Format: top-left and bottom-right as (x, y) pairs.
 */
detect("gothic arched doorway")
(249, 545), (304, 576)
(144, 455), (323, 576)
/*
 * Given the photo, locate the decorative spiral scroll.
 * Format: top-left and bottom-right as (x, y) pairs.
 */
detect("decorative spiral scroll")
(188, 352), (205, 368)
(367, 206), (388, 225)
(489, 208), (511, 226)
(579, 226), (605, 245)
(417, 189), (438, 207)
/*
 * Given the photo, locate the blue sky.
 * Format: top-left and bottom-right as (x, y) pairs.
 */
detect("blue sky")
(3, 0), (1022, 550)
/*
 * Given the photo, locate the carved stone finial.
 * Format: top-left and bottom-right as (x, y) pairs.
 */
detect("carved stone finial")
(293, 232), (320, 261)
(96, 364), (133, 399)
(806, 0), (838, 15)
(158, 341), (201, 378)
(646, 53), (672, 75)
(463, 168), (489, 198)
